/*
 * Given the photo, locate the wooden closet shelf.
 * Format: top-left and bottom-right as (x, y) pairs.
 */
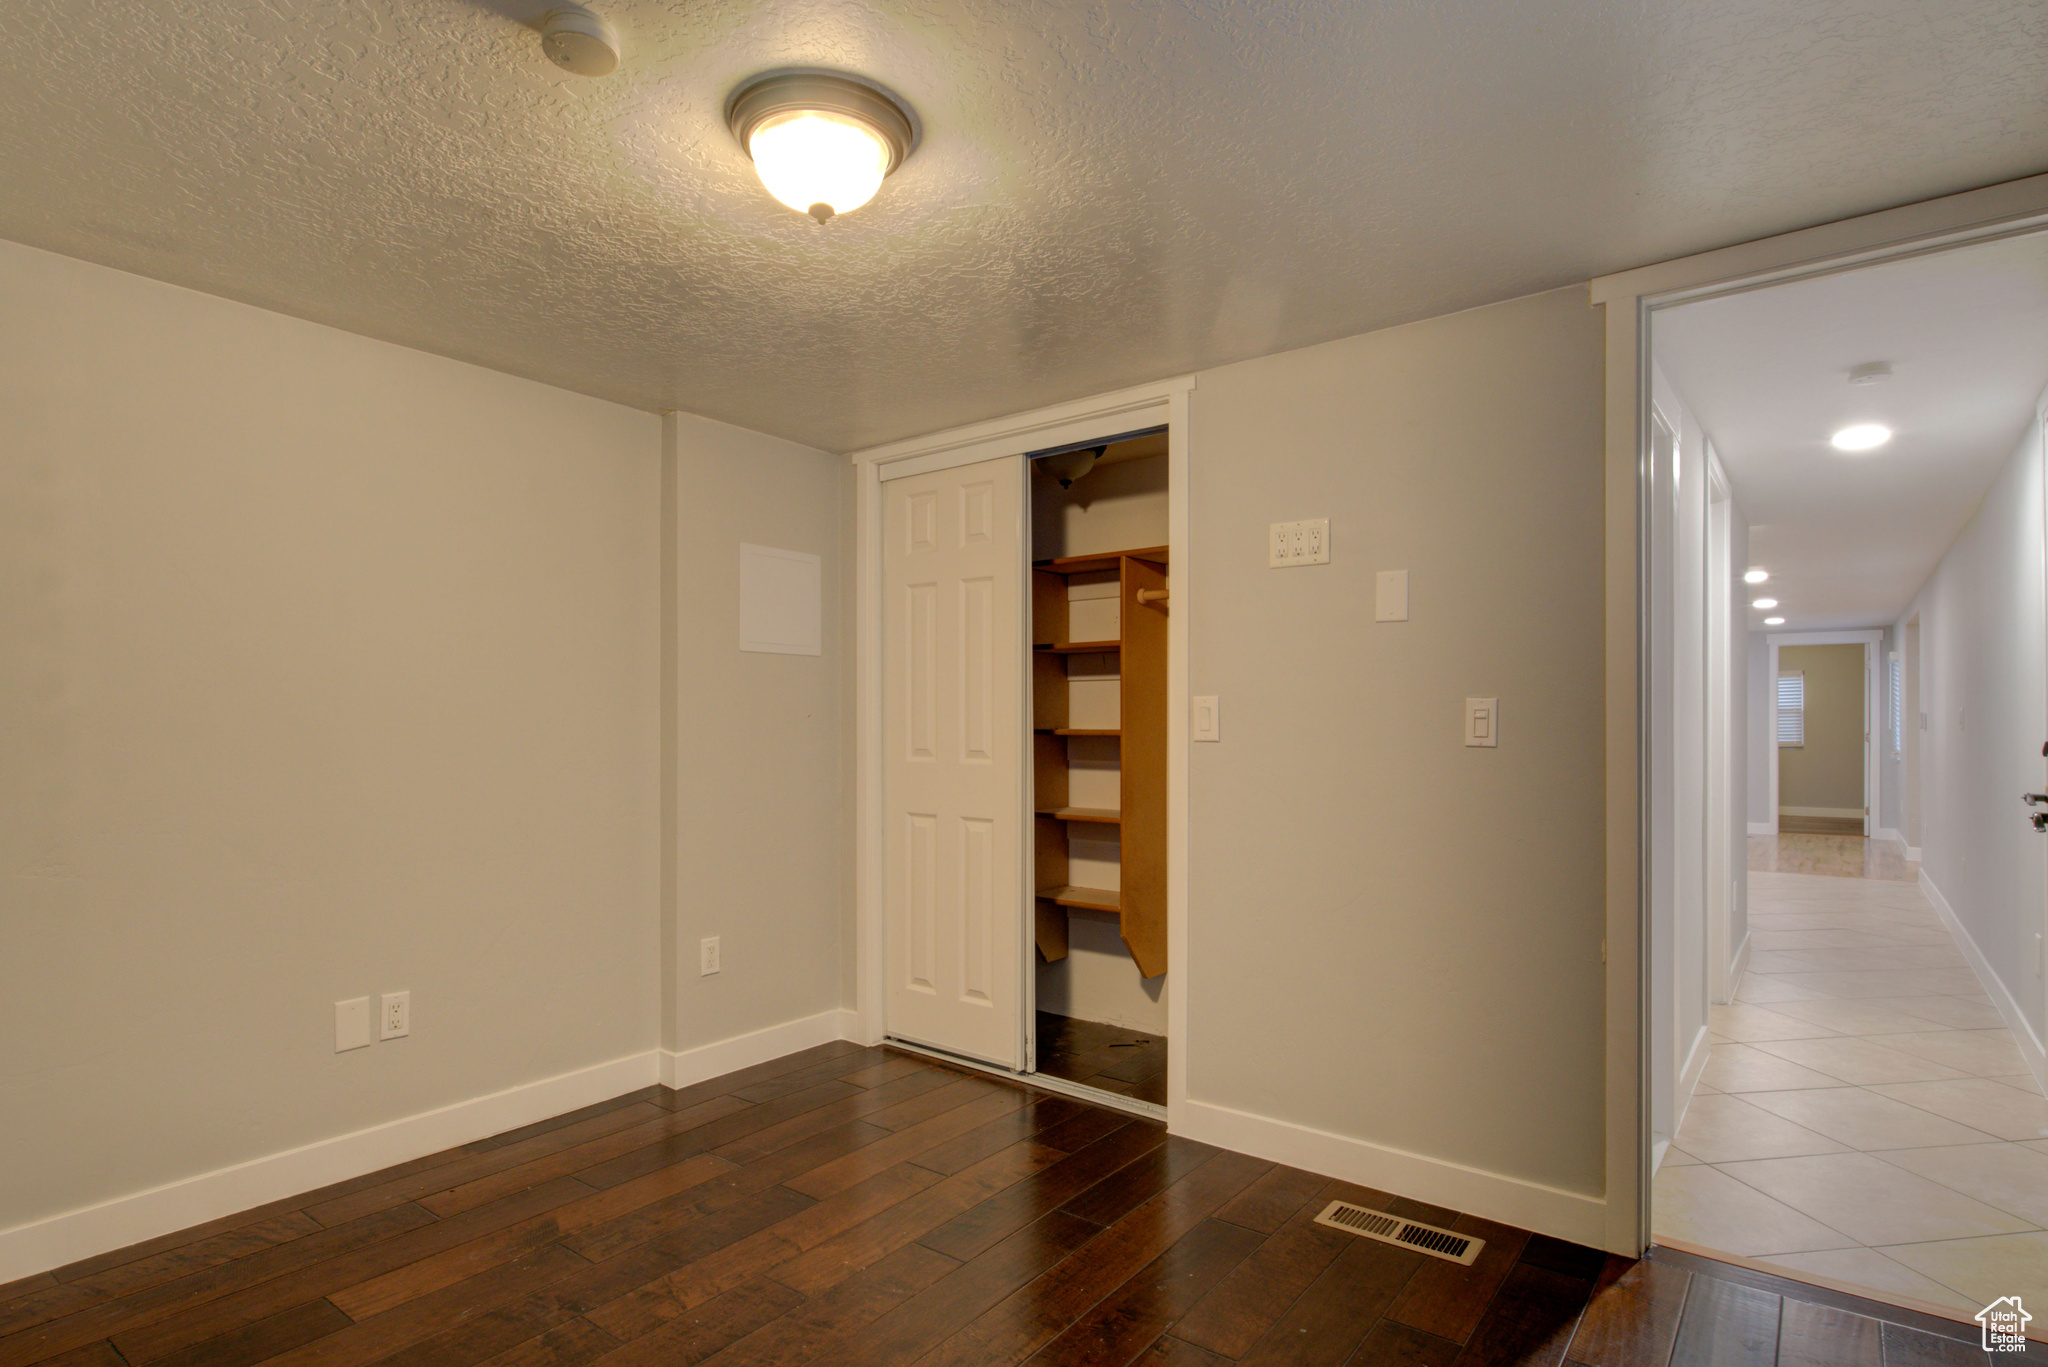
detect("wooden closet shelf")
(1035, 639), (1121, 654)
(1034, 727), (1120, 737)
(1037, 807), (1122, 824)
(1034, 545), (1169, 575)
(1038, 885), (1122, 913)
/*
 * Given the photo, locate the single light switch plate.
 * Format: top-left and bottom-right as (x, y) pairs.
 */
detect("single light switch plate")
(1191, 695), (1220, 742)
(335, 997), (371, 1053)
(700, 936), (721, 976)
(1375, 570), (1409, 621)
(1268, 519), (1330, 567)
(380, 991), (411, 1041)
(1465, 698), (1499, 748)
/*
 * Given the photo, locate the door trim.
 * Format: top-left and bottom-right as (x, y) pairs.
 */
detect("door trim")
(1592, 171), (2048, 1256)
(849, 376), (1195, 1124)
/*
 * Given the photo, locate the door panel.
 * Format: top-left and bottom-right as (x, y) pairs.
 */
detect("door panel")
(884, 456), (1023, 1066)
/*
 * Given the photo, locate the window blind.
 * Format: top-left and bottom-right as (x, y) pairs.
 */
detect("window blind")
(1777, 672), (1805, 747)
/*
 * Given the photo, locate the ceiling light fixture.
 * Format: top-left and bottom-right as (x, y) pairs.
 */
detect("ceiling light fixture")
(1765, 617), (1785, 625)
(1847, 361), (1893, 386)
(1040, 447), (1106, 489)
(726, 71), (918, 224)
(1830, 423), (1892, 452)
(1744, 569), (1769, 584)
(1752, 598), (1778, 609)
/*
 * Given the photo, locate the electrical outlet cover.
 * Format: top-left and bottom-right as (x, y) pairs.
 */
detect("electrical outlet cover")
(380, 991), (410, 1040)
(335, 997), (371, 1053)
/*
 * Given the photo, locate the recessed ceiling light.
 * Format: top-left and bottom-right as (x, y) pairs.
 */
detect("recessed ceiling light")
(727, 71), (918, 223)
(1764, 617), (1785, 625)
(1830, 423), (1892, 452)
(1752, 598), (1778, 609)
(1743, 569), (1768, 584)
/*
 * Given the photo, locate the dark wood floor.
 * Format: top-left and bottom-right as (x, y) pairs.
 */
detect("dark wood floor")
(0, 1043), (2031, 1366)
(1036, 1012), (1168, 1106)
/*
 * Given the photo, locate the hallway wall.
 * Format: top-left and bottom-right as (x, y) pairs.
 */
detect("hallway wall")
(1778, 643), (1866, 814)
(1897, 402), (2048, 1070)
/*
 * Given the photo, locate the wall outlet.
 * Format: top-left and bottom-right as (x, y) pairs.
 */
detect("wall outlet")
(380, 991), (411, 1040)
(700, 936), (721, 976)
(1268, 519), (1330, 567)
(335, 997), (370, 1053)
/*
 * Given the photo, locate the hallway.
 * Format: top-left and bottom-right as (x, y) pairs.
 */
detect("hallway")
(1655, 836), (2048, 1317)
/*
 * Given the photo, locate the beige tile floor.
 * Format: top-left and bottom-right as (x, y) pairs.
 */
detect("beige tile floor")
(1654, 852), (2048, 1315)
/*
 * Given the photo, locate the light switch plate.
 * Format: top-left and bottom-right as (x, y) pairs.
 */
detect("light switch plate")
(1465, 698), (1500, 748)
(1191, 695), (1220, 742)
(335, 997), (370, 1053)
(380, 991), (411, 1041)
(1375, 570), (1409, 621)
(1268, 519), (1329, 567)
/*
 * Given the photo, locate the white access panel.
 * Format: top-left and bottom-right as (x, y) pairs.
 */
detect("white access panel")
(740, 543), (823, 655)
(882, 456), (1025, 1067)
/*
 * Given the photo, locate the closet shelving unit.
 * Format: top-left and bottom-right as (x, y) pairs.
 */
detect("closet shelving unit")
(1031, 545), (1168, 979)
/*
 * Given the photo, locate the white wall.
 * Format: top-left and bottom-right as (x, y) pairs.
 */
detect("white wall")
(0, 240), (662, 1234)
(666, 414), (850, 1054)
(1187, 287), (1608, 1205)
(1747, 635), (1775, 829)
(1898, 404), (2047, 1064)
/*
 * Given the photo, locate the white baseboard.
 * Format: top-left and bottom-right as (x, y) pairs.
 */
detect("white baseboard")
(660, 1009), (860, 1090)
(0, 1048), (661, 1285)
(0, 1006), (866, 1285)
(1674, 1024), (1711, 1137)
(1174, 1098), (1605, 1247)
(1778, 806), (1865, 819)
(1747, 822), (1776, 836)
(1875, 827), (1904, 848)
(1906, 845), (1923, 862)
(1920, 871), (2048, 1095)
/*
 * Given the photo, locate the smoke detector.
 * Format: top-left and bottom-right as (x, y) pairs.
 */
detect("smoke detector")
(1847, 361), (1893, 386)
(540, 5), (620, 77)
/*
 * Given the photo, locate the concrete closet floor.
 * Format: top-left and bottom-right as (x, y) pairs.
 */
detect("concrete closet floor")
(1655, 836), (2048, 1319)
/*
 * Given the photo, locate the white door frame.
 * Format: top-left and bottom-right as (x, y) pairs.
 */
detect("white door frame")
(1767, 631), (1883, 838)
(849, 376), (1195, 1121)
(1591, 171), (2048, 1255)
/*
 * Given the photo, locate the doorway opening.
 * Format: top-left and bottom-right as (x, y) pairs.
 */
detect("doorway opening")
(1028, 429), (1171, 1108)
(1643, 226), (2048, 1321)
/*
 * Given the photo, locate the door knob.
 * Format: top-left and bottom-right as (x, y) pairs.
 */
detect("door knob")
(2034, 812), (2048, 834)
(2027, 793), (2048, 808)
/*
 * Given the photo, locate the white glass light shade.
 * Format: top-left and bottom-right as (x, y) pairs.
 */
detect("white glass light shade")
(1744, 569), (1768, 584)
(1830, 423), (1892, 452)
(748, 111), (891, 220)
(1764, 617), (1785, 625)
(1752, 598), (1778, 609)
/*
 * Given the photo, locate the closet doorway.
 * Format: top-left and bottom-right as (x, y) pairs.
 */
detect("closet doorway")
(1028, 430), (1171, 1107)
(862, 400), (1180, 1118)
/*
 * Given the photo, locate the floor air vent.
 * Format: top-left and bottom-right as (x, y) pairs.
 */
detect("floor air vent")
(1313, 1201), (1483, 1265)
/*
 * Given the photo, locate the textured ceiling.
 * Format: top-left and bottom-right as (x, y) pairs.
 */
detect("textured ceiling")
(3, 0), (2045, 451)
(1655, 231), (2048, 632)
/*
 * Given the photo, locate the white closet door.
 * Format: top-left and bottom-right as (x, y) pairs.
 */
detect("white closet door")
(882, 456), (1025, 1067)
